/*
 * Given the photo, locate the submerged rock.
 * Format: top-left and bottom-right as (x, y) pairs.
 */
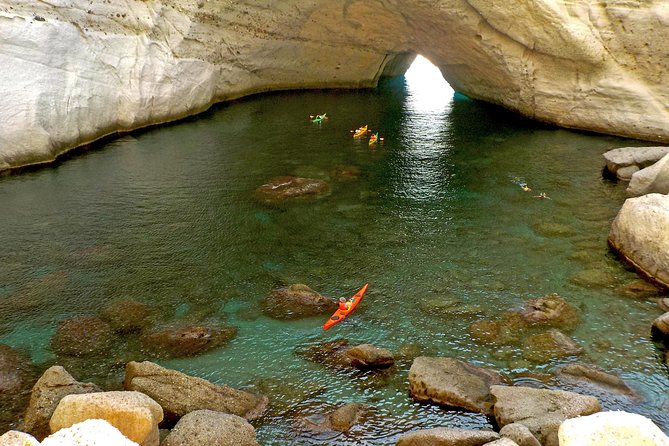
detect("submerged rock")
(50, 316), (116, 357)
(520, 294), (579, 331)
(255, 176), (330, 203)
(521, 329), (583, 363)
(100, 299), (155, 334)
(141, 323), (237, 358)
(0, 343), (32, 395)
(262, 284), (335, 320)
(300, 402), (370, 433)
(344, 344), (394, 369)
(555, 364), (639, 399)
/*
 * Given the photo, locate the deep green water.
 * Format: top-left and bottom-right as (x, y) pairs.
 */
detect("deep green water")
(1, 71), (668, 444)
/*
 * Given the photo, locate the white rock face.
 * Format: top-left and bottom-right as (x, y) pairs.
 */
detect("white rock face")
(42, 419), (139, 446)
(627, 153), (669, 197)
(608, 194), (669, 288)
(558, 411), (669, 446)
(0, 0), (668, 170)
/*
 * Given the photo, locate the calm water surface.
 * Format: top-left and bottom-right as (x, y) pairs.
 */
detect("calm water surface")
(1, 65), (667, 443)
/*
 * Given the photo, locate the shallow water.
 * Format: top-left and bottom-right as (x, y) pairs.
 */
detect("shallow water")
(1, 68), (667, 443)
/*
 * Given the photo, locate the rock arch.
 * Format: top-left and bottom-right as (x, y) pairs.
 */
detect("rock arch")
(1, 0), (668, 171)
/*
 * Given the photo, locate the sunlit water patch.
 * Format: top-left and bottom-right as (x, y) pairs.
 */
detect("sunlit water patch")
(0, 65), (667, 442)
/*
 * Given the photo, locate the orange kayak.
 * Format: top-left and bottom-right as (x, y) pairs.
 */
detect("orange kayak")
(323, 283), (368, 330)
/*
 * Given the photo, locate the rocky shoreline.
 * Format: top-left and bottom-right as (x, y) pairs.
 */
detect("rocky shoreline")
(1, 279), (669, 445)
(1, 354), (668, 446)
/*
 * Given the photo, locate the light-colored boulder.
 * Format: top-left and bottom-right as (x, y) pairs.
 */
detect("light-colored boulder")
(124, 361), (267, 422)
(0, 431), (40, 446)
(162, 410), (259, 446)
(42, 419), (139, 446)
(558, 411), (669, 446)
(1, 1), (669, 172)
(49, 391), (163, 446)
(396, 427), (499, 446)
(603, 147), (669, 179)
(499, 423), (541, 446)
(627, 153), (669, 197)
(608, 194), (669, 289)
(484, 439), (519, 446)
(490, 385), (600, 446)
(408, 356), (507, 415)
(20, 366), (101, 440)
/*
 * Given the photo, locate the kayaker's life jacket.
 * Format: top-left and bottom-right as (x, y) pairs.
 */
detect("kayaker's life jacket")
(339, 301), (350, 311)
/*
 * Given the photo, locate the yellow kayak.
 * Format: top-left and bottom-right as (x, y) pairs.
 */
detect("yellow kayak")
(353, 125), (368, 138)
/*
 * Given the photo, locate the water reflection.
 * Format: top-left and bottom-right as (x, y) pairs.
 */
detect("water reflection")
(394, 55), (456, 204)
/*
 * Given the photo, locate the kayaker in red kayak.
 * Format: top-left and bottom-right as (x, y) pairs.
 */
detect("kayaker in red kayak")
(338, 297), (351, 311)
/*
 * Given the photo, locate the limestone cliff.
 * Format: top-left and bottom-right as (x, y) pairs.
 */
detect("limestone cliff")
(1, 0), (668, 170)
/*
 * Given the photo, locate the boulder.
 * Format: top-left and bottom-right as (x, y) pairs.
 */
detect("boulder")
(255, 176), (330, 202)
(20, 366), (101, 440)
(42, 419), (139, 446)
(50, 316), (115, 357)
(652, 312), (669, 338)
(499, 423), (540, 446)
(408, 356), (507, 415)
(558, 411), (669, 446)
(490, 385), (601, 446)
(608, 194), (669, 289)
(141, 323), (237, 358)
(603, 147), (669, 179)
(49, 391), (163, 446)
(396, 427), (499, 446)
(100, 299), (155, 333)
(521, 329), (583, 363)
(124, 361), (267, 424)
(616, 165), (639, 182)
(484, 439), (520, 446)
(345, 344), (394, 369)
(162, 410), (259, 446)
(262, 284), (335, 319)
(627, 153), (669, 197)
(0, 431), (40, 446)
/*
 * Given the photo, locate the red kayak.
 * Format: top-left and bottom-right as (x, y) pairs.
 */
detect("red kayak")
(323, 283), (368, 330)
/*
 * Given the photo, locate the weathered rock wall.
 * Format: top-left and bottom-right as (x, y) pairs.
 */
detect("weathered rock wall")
(1, 0), (668, 171)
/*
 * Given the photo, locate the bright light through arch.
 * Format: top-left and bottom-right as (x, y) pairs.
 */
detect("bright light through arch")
(404, 55), (455, 112)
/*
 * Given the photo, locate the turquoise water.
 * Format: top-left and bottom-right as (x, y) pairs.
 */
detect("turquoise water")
(1, 71), (668, 443)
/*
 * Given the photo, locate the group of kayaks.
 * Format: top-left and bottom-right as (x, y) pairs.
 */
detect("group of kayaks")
(309, 113), (384, 147)
(352, 124), (384, 146)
